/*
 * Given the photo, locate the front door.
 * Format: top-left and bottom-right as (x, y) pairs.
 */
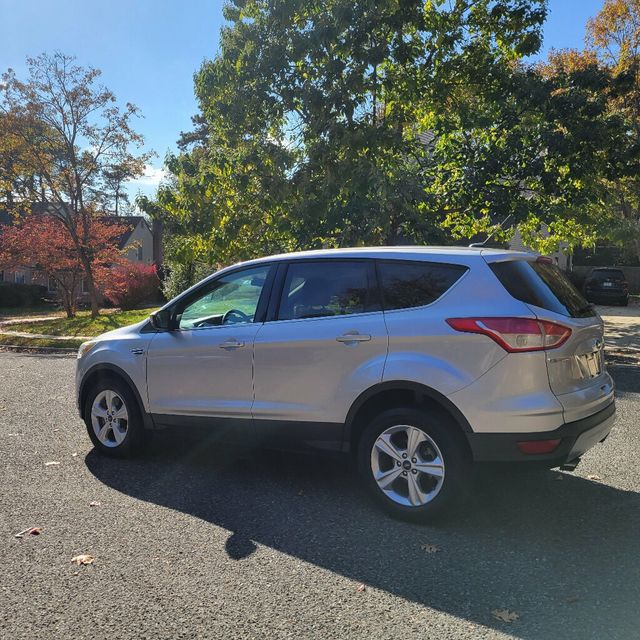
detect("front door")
(147, 264), (273, 420)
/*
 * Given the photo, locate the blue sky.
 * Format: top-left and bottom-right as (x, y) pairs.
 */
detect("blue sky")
(0, 0), (605, 201)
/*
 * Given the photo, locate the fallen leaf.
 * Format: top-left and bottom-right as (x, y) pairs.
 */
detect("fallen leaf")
(71, 554), (94, 566)
(421, 543), (440, 554)
(14, 527), (42, 538)
(492, 609), (520, 623)
(45, 461), (60, 467)
(587, 474), (602, 481)
(71, 452), (78, 458)
(356, 583), (367, 592)
(89, 501), (101, 507)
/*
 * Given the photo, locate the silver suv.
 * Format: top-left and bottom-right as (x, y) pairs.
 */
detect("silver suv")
(76, 247), (616, 521)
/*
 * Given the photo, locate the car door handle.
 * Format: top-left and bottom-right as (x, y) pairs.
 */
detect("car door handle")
(336, 333), (371, 343)
(130, 348), (144, 355)
(219, 339), (245, 349)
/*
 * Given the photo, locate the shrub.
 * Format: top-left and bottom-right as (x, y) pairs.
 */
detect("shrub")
(0, 283), (47, 307)
(102, 263), (160, 311)
(161, 261), (214, 301)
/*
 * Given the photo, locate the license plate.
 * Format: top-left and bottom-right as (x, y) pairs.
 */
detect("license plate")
(580, 351), (602, 378)
(603, 282), (614, 287)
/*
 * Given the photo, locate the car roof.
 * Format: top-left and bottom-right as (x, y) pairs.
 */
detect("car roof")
(235, 245), (535, 267)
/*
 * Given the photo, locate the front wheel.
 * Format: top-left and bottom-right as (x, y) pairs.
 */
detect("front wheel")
(84, 378), (145, 457)
(357, 408), (471, 522)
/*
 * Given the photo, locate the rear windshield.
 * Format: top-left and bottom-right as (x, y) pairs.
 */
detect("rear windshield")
(591, 269), (625, 281)
(490, 260), (595, 318)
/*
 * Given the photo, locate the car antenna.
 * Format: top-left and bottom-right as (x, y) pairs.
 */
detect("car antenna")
(468, 214), (513, 248)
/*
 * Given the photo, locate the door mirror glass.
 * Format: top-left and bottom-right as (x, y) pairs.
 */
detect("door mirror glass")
(150, 309), (172, 331)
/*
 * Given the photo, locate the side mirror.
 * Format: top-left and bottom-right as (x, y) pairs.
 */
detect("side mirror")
(150, 309), (172, 331)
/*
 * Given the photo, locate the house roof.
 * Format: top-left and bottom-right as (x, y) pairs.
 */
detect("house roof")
(98, 215), (150, 249)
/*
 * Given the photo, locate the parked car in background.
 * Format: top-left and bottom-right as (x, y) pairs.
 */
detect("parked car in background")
(76, 247), (616, 522)
(583, 267), (629, 306)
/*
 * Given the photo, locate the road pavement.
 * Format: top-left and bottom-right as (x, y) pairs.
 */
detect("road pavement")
(1, 352), (639, 639)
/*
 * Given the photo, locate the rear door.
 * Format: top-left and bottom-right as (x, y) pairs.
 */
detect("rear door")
(488, 257), (614, 422)
(252, 259), (388, 438)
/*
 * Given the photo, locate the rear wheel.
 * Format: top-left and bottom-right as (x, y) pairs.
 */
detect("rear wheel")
(357, 408), (471, 522)
(84, 378), (145, 457)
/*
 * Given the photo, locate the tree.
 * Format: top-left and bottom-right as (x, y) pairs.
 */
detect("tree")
(535, 0), (640, 259)
(0, 214), (126, 317)
(0, 52), (151, 316)
(146, 0), (550, 270)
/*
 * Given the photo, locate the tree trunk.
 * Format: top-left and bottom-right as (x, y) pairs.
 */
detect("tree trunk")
(78, 249), (100, 318)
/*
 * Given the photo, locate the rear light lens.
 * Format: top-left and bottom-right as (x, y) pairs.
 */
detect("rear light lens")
(517, 439), (561, 455)
(446, 317), (571, 352)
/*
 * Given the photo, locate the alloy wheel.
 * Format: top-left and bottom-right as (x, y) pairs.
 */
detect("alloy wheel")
(90, 390), (129, 448)
(370, 424), (445, 507)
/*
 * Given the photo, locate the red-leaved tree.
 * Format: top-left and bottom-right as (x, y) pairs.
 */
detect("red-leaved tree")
(102, 263), (160, 311)
(0, 214), (127, 317)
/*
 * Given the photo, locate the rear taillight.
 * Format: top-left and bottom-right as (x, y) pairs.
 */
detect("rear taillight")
(517, 439), (561, 455)
(446, 317), (571, 352)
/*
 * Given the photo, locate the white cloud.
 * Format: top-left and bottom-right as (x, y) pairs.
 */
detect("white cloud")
(129, 164), (167, 187)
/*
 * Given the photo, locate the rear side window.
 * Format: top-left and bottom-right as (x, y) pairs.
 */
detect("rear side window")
(490, 259), (595, 318)
(378, 260), (468, 311)
(277, 261), (379, 320)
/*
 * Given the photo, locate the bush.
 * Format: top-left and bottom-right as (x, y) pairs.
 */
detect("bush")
(102, 263), (160, 311)
(161, 261), (215, 301)
(0, 283), (47, 307)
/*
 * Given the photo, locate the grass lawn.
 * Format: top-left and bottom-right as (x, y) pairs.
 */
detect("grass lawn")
(1, 307), (158, 338)
(0, 334), (84, 349)
(0, 305), (64, 321)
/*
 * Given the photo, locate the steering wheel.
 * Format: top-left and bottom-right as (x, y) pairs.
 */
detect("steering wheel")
(222, 308), (251, 325)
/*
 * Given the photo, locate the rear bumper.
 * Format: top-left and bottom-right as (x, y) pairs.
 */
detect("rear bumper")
(466, 401), (616, 466)
(585, 289), (627, 301)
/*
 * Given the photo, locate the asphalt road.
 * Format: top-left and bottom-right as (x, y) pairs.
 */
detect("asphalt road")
(1, 352), (639, 640)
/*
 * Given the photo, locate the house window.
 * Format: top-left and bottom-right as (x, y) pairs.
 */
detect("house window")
(14, 270), (26, 284)
(137, 245), (143, 261)
(48, 277), (58, 293)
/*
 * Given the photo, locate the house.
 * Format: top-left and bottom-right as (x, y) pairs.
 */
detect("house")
(0, 209), (160, 293)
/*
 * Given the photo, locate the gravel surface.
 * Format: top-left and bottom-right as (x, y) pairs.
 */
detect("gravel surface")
(1, 352), (639, 640)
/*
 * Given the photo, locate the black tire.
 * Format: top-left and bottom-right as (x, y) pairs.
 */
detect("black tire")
(357, 407), (471, 522)
(83, 376), (145, 458)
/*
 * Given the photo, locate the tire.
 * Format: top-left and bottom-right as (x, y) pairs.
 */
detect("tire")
(83, 376), (145, 458)
(357, 407), (471, 522)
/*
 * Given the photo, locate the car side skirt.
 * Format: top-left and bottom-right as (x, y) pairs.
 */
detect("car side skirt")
(150, 414), (345, 452)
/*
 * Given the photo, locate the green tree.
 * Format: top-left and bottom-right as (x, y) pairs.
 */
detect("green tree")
(154, 0), (640, 272)
(151, 0), (549, 267)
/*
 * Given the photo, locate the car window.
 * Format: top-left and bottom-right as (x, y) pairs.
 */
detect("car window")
(378, 260), (468, 311)
(178, 265), (271, 330)
(490, 259), (595, 318)
(277, 261), (379, 320)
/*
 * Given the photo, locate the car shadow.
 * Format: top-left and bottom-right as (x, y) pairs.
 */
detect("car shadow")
(85, 432), (640, 639)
